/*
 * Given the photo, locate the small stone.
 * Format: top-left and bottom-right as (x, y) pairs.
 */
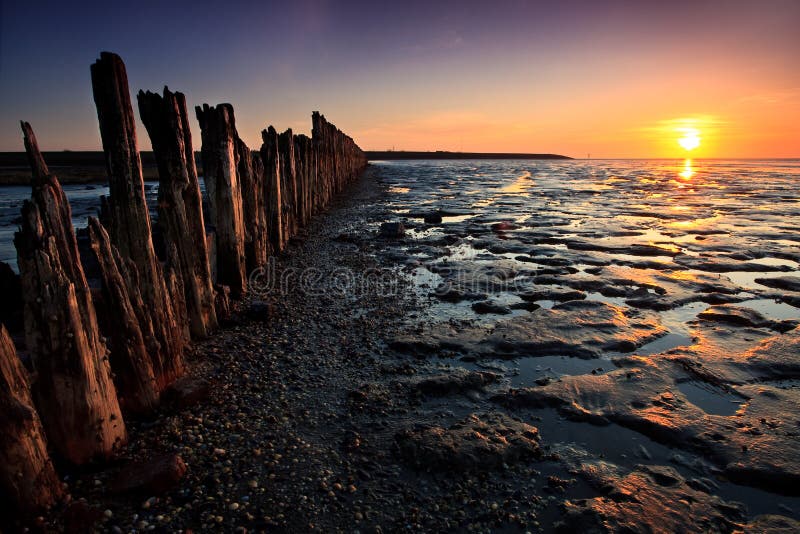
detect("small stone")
(379, 222), (405, 238)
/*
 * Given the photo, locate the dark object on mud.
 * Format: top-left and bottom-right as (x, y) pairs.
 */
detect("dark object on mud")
(491, 222), (518, 232)
(162, 376), (211, 409)
(471, 300), (512, 315)
(0, 325), (63, 516)
(380, 222), (405, 238)
(423, 212), (443, 224)
(412, 369), (500, 396)
(245, 300), (274, 322)
(698, 304), (798, 333)
(755, 275), (800, 293)
(109, 453), (187, 494)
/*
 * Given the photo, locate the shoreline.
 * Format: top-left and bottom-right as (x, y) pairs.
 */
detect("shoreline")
(31, 164), (800, 532)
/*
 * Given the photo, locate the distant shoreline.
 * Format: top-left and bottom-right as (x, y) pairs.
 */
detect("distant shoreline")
(0, 151), (163, 185)
(0, 150), (570, 184)
(366, 150), (571, 160)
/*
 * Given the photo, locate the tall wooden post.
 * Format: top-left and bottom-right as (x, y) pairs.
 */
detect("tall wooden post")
(138, 87), (218, 338)
(261, 126), (285, 253)
(15, 122), (126, 464)
(91, 52), (185, 389)
(195, 103), (248, 298)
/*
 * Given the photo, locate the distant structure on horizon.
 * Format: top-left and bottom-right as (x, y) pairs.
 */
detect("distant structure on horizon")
(366, 150), (571, 160)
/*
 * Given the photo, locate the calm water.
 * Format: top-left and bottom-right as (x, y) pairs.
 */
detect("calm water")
(1, 181), (166, 271)
(373, 158), (800, 398)
(373, 158), (800, 324)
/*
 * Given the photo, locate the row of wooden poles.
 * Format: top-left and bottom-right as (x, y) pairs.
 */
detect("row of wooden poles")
(0, 52), (366, 517)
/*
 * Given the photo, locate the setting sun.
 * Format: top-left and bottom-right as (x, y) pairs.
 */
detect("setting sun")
(677, 128), (701, 151)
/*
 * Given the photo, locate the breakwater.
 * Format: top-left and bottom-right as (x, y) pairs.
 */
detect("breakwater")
(0, 51), (366, 521)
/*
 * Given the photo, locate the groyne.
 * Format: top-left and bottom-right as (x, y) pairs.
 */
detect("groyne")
(0, 51), (366, 522)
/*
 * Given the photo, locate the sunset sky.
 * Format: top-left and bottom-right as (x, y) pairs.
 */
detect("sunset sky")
(1, 0), (798, 158)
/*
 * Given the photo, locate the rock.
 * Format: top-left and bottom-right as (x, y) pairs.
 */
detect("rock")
(698, 304), (797, 332)
(755, 276), (800, 293)
(423, 212), (443, 224)
(433, 285), (488, 303)
(557, 464), (745, 533)
(245, 300), (274, 322)
(395, 412), (541, 470)
(410, 369), (500, 396)
(162, 376), (211, 409)
(109, 453), (187, 494)
(519, 288), (586, 303)
(379, 222), (405, 238)
(471, 300), (512, 315)
(491, 222), (517, 232)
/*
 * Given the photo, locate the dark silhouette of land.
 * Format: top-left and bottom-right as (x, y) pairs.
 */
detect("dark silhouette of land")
(366, 150), (571, 160)
(0, 151), (167, 184)
(0, 150), (571, 185)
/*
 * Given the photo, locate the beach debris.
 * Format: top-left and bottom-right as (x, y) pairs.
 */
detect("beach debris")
(380, 221), (406, 238)
(109, 453), (187, 494)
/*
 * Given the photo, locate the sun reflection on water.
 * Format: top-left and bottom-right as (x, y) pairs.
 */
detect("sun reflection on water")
(679, 159), (694, 180)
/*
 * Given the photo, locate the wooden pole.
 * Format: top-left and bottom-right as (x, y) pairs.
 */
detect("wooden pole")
(138, 87), (218, 338)
(195, 103), (248, 298)
(15, 122), (126, 464)
(91, 52), (185, 389)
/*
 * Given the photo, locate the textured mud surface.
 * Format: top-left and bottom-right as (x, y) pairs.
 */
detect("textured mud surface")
(31, 159), (800, 532)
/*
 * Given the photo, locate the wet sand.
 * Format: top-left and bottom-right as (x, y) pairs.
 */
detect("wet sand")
(36, 160), (800, 532)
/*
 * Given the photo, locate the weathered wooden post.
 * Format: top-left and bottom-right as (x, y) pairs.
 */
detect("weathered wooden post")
(0, 324), (63, 515)
(91, 52), (185, 389)
(15, 122), (126, 464)
(239, 147), (268, 271)
(195, 103), (248, 298)
(138, 87), (218, 338)
(278, 129), (298, 236)
(294, 134), (313, 226)
(261, 126), (285, 253)
(87, 217), (160, 413)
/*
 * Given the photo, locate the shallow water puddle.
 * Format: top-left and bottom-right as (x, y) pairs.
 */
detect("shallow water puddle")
(737, 298), (800, 320)
(632, 332), (693, 355)
(676, 381), (745, 416)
